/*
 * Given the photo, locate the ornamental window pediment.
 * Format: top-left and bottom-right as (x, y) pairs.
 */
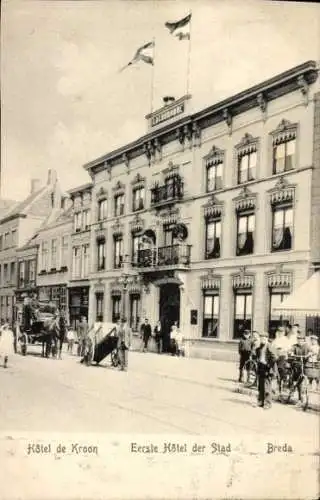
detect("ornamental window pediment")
(130, 215), (145, 233)
(271, 119), (297, 145)
(268, 176), (295, 205)
(235, 133), (259, 156)
(204, 145), (224, 167)
(96, 187), (108, 200)
(267, 271), (292, 289)
(110, 281), (122, 296)
(203, 195), (224, 218)
(201, 270), (221, 290)
(233, 186), (257, 212)
(111, 219), (124, 236)
(232, 272), (254, 289)
(131, 173), (146, 189)
(112, 181), (125, 194)
(159, 207), (180, 225)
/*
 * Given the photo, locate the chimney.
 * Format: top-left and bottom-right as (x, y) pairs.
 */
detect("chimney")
(30, 178), (42, 194)
(163, 96), (175, 106)
(47, 169), (58, 185)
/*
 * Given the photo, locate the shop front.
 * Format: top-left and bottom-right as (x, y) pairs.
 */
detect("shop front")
(68, 285), (89, 329)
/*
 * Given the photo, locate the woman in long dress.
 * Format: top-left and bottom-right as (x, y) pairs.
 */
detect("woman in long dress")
(0, 323), (15, 368)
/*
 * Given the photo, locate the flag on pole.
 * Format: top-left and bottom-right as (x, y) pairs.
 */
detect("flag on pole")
(165, 13), (192, 40)
(119, 41), (155, 72)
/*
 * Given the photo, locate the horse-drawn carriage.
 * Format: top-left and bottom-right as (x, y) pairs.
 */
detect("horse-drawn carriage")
(18, 301), (58, 357)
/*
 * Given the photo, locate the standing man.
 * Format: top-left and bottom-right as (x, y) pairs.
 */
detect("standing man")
(118, 318), (132, 371)
(140, 318), (152, 353)
(238, 329), (253, 383)
(77, 316), (88, 357)
(255, 332), (278, 409)
(58, 310), (67, 359)
(154, 321), (163, 354)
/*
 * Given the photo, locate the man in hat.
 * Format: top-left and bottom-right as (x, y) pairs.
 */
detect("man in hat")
(255, 332), (278, 409)
(238, 330), (253, 383)
(288, 332), (311, 406)
(118, 318), (132, 371)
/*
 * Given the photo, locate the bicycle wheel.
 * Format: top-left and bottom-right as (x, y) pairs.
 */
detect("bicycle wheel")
(244, 359), (257, 387)
(300, 376), (309, 411)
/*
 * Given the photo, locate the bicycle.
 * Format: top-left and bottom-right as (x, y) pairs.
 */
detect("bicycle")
(243, 353), (258, 388)
(279, 354), (310, 411)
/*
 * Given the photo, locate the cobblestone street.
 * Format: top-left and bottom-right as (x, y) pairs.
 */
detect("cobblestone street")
(0, 348), (319, 499)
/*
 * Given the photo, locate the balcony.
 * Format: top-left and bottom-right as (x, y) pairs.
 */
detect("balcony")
(137, 244), (191, 269)
(150, 177), (184, 207)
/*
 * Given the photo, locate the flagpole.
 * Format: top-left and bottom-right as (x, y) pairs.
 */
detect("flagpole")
(150, 37), (156, 114)
(186, 11), (192, 96)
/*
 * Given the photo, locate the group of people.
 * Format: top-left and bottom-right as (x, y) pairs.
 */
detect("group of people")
(238, 324), (320, 409)
(140, 319), (184, 356)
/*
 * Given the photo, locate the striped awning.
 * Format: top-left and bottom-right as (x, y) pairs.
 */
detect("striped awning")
(273, 271), (320, 316)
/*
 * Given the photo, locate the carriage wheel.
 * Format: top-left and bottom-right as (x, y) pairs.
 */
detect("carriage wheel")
(244, 360), (257, 387)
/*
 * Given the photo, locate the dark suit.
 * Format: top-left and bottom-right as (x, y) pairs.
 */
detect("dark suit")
(141, 323), (152, 351)
(154, 325), (162, 354)
(256, 343), (277, 407)
(118, 325), (132, 370)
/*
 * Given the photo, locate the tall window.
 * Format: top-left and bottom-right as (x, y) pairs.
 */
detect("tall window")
(269, 290), (290, 338)
(10, 262), (16, 284)
(29, 260), (36, 284)
(206, 163), (223, 192)
(113, 236), (123, 268)
(82, 244), (90, 277)
(132, 187), (145, 212)
(11, 230), (17, 246)
(4, 232), (9, 248)
(97, 239), (106, 271)
(41, 241), (49, 270)
(131, 233), (143, 266)
(96, 293), (104, 322)
(202, 292), (220, 337)
(3, 264), (8, 284)
(236, 213), (255, 256)
(234, 292), (252, 339)
(272, 205), (293, 251)
(74, 212), (82, 232)
(112, 296), (121, 323)
(130, 294), (140, 331)
(114, 194), (125, 217)
(19, 262), (25, 288)
(51, 239), (57, 269)
(205, 218), (221, 259)
(238, 151), (256, 184)
(61, 236), (68, 267)
(0, 235), (3, 251)
(273, 138), (295, 174)
(97, 199), (107, 221)
(82, 209), (91, 230)
(163, 224), (177, 246)
(72, 247), (81, 278)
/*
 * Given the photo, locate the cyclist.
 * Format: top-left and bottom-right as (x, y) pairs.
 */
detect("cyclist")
(288, 332), (311, 406)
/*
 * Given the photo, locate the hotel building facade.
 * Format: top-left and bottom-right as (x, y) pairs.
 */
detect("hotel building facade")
(83, 61), (320, 358)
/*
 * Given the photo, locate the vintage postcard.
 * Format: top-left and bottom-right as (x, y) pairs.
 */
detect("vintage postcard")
(0, 0), (319, 498)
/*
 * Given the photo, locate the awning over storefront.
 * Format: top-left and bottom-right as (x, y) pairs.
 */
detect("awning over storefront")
(273, 271), (320, 316)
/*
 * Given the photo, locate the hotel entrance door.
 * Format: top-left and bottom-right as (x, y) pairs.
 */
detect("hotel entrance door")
(159, 283), (180, 352)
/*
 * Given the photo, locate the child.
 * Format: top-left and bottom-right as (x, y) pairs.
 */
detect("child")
(66, 328), (76, 355)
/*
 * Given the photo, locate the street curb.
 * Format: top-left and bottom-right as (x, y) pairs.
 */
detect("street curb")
(235, 386), (320, 412)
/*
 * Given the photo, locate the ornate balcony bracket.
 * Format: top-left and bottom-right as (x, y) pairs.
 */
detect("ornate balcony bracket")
(104, 161), (112, 181)
(122, 153), (130, 174)
(192, 121), (201, 147)
(257, 92), (267, 121)
(297, 75), (309, 106)
(223, 108), (233, 135)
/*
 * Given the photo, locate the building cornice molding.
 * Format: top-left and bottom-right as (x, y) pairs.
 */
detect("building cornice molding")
(84, 61), (318, 176)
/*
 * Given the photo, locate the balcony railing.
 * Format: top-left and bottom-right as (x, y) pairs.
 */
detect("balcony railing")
(137, 244), (191, 268)
(150, 178), (184, 206)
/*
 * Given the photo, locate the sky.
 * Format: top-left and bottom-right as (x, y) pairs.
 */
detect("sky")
(1, 0), (320, 201)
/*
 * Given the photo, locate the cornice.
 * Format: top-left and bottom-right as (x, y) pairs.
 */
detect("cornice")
(84, 61), (318, 177)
